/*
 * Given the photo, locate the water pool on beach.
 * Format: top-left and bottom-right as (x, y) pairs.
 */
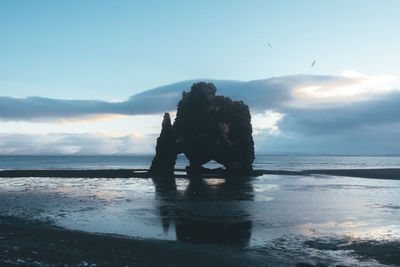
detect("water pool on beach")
(0, 173), (399, 266)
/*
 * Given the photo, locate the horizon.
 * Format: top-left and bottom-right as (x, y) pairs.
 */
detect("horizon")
(1, 154), (400, 157)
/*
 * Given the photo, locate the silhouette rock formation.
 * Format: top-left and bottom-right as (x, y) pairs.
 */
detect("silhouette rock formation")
(150, 82), (254, 175)
(150, 113), (177, 174)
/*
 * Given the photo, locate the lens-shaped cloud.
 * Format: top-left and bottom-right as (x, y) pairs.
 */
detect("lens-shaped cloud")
(1, 73), (400, 155)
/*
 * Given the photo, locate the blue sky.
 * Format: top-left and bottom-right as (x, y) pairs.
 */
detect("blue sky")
(1, 1), (400, 155)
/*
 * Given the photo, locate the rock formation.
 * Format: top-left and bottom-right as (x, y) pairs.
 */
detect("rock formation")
(150, 82), (254, 175)
(150, 113), (178, 175)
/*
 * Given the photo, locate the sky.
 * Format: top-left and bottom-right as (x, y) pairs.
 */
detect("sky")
(1, 0), (400, 155)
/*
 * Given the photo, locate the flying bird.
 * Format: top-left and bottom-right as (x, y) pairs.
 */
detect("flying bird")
(311, 59), (316, 68)
(267, 42), (272, 48)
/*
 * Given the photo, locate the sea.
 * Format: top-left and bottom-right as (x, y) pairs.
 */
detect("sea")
(1, 155), (400, 266)
(1, 154), (400, 170)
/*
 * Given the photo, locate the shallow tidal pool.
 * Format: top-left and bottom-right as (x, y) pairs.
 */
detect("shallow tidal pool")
(1, 174), (399, 266)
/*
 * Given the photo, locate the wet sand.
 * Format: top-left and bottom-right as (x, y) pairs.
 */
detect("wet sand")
(1, 168), (400, 180)
(0, 216), (278, 267)
(1, 216), (399, 267)
(1, 169), (400, 266)
(302, 168), (400, 180)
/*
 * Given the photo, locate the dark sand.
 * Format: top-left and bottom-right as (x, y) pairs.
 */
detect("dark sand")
(1, 216), (400, 267)
(302, 168), (400, 180)
(1, 168), (399, 180)
(0, 216), (279, 267)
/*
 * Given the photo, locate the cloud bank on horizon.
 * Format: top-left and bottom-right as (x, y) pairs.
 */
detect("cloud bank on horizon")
(1, 72), (400, 155)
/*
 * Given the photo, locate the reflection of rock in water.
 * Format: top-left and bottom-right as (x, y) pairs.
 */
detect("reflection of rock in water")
(152, 176), (177, 234)
(152, 175), (254, 246)
(175, 215), (252, 246)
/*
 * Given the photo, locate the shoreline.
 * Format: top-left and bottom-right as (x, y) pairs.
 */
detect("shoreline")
(0, 168), (399, 180)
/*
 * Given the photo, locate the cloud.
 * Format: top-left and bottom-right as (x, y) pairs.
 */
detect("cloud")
(1, 72), (400, 155)
(0, 132), (155, 155)
(255, 122), (400, 155)
(278, 92), (400, 136)
(56, 114), (127, 125)
(2, 73), (397, 122)
(252, 111), (284, 135)
(293, 71), (399, 105)
(0, 96), (116, 121)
